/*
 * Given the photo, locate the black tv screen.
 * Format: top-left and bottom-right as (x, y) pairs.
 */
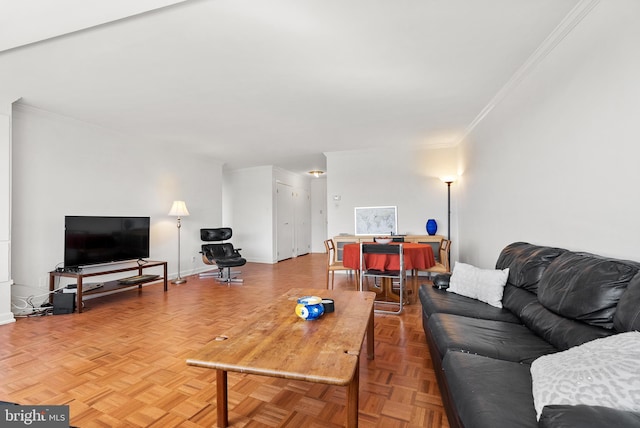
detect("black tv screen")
(64, 216), (150, 268)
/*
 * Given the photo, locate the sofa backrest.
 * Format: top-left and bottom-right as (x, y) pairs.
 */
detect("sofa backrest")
(537, 251), (640, 330)
(497, 242), (640, 350)
(495, 242), (566, 293)
(614, 273), (640, 332)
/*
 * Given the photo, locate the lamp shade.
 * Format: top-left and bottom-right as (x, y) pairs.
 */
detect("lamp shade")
(168, 200), (190, 217)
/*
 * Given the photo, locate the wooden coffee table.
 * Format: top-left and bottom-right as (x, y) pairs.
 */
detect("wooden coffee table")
(186, 288), (376, 427)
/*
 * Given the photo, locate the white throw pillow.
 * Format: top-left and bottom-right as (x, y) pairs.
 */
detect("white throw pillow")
(447, 262), (509, 308)
(530, 331), (640, 420)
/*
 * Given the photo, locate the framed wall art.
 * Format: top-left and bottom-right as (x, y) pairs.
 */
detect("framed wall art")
(354, 206), (398, 236)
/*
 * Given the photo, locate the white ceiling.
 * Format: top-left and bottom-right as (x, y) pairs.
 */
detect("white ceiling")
(0, 0), (580, 174)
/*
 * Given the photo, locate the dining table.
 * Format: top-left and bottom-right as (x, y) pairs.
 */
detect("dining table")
(342, 242), (436, 303)
(342, 241), (436, 272)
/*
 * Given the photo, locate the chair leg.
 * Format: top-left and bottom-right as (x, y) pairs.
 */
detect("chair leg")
(373, 277), (405, 315)
(199, 268), (221, 278)
(215, 267), (243, 285)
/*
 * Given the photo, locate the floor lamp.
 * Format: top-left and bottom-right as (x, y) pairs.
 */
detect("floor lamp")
(442, 178), (454, 240)
(169, 200), (190, 284)
(441, 178), (455, 268)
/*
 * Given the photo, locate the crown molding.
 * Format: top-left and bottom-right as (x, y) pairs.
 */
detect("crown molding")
(459, 0), (600, 144)
(13, 102), (135, 138)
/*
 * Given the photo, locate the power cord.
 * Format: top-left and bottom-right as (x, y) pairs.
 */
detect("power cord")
(12, 279), (67, 317)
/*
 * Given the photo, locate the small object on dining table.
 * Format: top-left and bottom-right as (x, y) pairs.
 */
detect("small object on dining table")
(375, 237), (393, 244)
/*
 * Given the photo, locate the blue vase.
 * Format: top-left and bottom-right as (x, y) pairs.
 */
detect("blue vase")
(426, 219), (437, 235)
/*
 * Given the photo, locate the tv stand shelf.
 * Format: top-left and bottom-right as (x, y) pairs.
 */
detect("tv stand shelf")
(49, 260), (168, 313)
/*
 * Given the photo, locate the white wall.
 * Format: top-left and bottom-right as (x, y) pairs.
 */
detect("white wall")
(11, 104), (223, 312)
(326, 147), (459, 241)
(458, 0), (640, 268)
(223, 166), (312, 263)
(223, 166), (275, 263)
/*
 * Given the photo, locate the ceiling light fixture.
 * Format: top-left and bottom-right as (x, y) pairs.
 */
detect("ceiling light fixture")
(308, 170), (324, 178)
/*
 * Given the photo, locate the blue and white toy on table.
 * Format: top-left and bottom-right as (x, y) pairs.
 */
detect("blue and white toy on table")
(295, 296), (325, 320)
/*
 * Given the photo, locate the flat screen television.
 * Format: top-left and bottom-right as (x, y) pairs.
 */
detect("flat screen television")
(64, 216), (150, 268)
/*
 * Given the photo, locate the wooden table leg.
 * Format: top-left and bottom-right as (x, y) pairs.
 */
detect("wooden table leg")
(216, 369), (228, 427)
(347, 357), (360, 427)
(77, 277), (83, 313)
(367, 305), (375, 360)
(49, 273), (55, 305)
(163, 262), (168, 291)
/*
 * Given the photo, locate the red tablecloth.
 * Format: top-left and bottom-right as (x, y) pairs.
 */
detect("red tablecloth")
(342, 242), (435, 271)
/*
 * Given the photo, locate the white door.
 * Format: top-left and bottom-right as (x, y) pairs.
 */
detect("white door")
(295, 189), (311, 256)
(276, 182), (295, 261)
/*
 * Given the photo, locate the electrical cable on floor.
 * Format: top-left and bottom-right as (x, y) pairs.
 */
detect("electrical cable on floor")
(12, 280), (67, 317)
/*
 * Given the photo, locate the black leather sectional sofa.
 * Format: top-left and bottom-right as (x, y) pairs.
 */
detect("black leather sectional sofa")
(419, 242), (640, 428)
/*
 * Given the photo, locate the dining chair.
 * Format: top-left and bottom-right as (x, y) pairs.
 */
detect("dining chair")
(359, 243), (407, 314)
(324, 239), (353, 289)
(410, 238), (440, 276)
(425, 239), (451, 277)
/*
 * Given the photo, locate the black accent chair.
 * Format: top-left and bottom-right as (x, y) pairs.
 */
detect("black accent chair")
(200, 228), (246, 284)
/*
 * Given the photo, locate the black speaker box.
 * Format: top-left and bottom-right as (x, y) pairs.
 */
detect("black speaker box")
(53, 292), (76, 315)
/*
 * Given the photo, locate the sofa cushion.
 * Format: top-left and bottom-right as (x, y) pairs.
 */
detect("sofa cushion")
(495, 242), (566, 293)
(614, 273), (640, 332)
(427, 313), (557, 364)
(502, 283), (614, 350)
(539, 405), (640, 428)
(447, 262), (509, 308)
(501, 283), (538, 318)
(537, 252), (640, 329)
(517, 292), (614, 350)
(531, 331), (640, 420)
(443, 351), (538, 428)
(419, 284), (520, 323)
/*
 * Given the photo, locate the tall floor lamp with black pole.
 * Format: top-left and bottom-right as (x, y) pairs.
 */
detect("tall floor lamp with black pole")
(441, 178), (455, 265)
(442, 178), (455, 240)
(169, 200), (190, 284)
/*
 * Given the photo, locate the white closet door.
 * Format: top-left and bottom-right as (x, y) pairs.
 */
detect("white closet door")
(276, 182), (295, 261)
(295, 189), (311, 256)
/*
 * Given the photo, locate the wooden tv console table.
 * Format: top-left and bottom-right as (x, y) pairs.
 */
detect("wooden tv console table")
(49, 260), (168, 313)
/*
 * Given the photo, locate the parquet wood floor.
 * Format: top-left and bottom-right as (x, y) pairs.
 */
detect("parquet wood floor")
(0, 254), (449, 427)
